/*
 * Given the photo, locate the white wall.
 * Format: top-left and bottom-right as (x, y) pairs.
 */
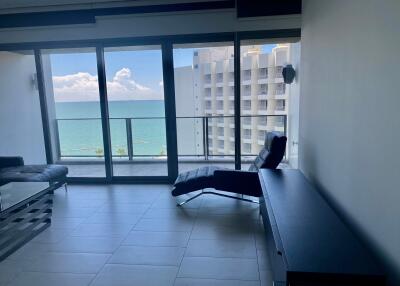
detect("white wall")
(300, 0), (400, 283)
(0, 51), (47, 164)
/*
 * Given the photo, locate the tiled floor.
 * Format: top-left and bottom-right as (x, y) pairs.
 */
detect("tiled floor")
(0, 185), (272, 286)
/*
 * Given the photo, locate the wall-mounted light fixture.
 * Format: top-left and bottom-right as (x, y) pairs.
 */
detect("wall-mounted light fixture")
(282, 64), (296, 84)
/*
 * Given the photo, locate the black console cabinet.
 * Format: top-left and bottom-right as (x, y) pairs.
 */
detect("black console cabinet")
(258, 169), (385, 286)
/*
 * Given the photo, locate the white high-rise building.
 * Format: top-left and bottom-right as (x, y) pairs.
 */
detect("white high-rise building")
(175, 44), (297, 159)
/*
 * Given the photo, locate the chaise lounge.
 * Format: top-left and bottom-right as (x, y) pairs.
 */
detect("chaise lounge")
(171, 131), (287, 205)
(0, 156), (68, 188)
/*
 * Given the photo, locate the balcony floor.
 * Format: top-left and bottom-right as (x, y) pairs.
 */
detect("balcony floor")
(61, 160), (289, 178)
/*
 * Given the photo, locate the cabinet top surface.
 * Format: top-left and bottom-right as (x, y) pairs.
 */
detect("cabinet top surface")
(259, 169), (383, 276)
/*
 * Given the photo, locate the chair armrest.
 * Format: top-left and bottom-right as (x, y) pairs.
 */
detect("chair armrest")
(214, 169), (262, 197)
(0, 156), (24, 169)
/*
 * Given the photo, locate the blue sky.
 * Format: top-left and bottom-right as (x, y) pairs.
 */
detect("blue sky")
(50, 50), (164, 92)
(50, 44), (276, 76)
(50, 44), (277, 101)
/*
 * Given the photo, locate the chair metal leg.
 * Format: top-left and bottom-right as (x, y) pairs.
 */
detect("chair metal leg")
(64, 183), (68, 192)
(177, 190), (259, 206)
(177, 192), (204, 206)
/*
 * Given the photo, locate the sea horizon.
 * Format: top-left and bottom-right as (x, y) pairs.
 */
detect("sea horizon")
(55, 100), (167, 157)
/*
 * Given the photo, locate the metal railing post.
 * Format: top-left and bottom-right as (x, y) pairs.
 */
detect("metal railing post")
(54, 119), (62, 162)
(126, 118), (133, 161)
(205, 116), (209, 160)
(202, 117), (207, 160)
(283, 115), (287, 137)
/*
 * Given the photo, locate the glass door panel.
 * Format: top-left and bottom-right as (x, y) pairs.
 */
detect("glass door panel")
(173, 42), (235, 173)
(41, 48), (106, 177)
(104, 46), (167, 177)
(239, 40), (300, 169)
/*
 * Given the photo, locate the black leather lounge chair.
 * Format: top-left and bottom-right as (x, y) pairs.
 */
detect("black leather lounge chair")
(172, 131), (287, 206)
(0, 156), (68, 189)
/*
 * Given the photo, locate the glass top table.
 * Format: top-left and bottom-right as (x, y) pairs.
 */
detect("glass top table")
(0, 182), (50, 212)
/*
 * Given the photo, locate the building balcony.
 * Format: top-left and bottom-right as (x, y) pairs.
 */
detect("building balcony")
(258, 109), (269, 115)
(257, 124), (268, 131)
(274, 109), (287, 115)
(242, 138), (252, 144)
(258, 78), (268, 84)
(275, 94), (287, 100)
(257, 93), (268, 100)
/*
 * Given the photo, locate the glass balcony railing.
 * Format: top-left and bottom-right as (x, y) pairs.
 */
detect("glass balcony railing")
(54, 114), (286, 161)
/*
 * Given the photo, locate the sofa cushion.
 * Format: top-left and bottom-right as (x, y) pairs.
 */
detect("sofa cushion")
(0, 164), (68, 183)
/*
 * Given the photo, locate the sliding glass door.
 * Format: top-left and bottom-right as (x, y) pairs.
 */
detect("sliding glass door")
(239, 40), (300, 169)
(31, 32), (299, 182)
(173, 42), (236, 173)
(41, 48), (106, 178)
(103, 46), (168, 177)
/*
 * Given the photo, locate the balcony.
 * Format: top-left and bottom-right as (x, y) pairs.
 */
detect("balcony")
(275, 66), (284, 78)
(216, 89), (224, 99)
(54, 115), (286, 177)
(242, 70), (251, 81)
(275, 105), (286, 112)
(259, 68), (268, 80)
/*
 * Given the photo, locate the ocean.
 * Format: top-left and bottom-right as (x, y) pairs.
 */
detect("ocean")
(56, 100), (167, 157)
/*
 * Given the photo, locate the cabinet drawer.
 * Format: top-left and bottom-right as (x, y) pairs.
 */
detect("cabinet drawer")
(267, 228), (286, 283)
(261, 201), (286, 283)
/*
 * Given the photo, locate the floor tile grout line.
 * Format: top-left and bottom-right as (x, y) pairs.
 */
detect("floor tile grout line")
(174, 276), (260, 282)
(89, 187), (159, 285)
(172, 193), (201, 286)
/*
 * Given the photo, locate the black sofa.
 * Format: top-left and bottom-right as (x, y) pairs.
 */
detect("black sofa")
(171, 131), (287, 205)
(0, 156), (68, 187)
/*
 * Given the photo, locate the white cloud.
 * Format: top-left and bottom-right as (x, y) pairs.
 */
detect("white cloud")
(52, 68), (163, 102)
